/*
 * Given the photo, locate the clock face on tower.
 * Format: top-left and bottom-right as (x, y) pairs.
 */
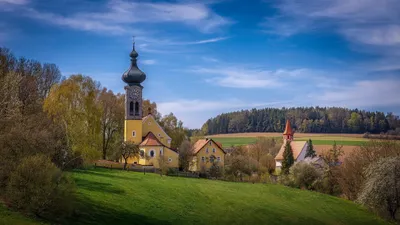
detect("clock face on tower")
(128, 87), (141, 99)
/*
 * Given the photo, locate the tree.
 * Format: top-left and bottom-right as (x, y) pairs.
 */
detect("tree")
(44, 75), (103, 162)
(305, 139), (316, 158)
(281, 141), (294, 175)
(178, 140), (193, 171)
(209, 155), (223, 178)
(159, 113), (188, 149)
(119, 141), (140, 170)
(318, 141), (344, 195)
(357, 157), (400, 221)
(99, 88), (124, 159)
(157, 154), (169, 176)
(290, 162), (321, 190)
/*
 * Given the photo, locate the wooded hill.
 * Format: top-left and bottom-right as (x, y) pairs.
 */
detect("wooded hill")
(201, 107), (400, 135)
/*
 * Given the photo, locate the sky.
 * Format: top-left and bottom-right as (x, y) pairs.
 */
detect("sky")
(1, 0), (400, 129)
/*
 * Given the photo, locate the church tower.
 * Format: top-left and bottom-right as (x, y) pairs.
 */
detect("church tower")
(283, 119), (294, 141)
(122, 41), (146, 144)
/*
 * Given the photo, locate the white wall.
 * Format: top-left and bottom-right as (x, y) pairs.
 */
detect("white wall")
(296, 143), (308, 162)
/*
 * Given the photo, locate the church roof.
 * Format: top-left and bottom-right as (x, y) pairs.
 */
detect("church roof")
(142, 114), (172, 140)
(193, 139), (225, 155)
(283, 120), (293, 135)
(275, 140), (307, 160)
(139, 132), (163, 146)
(122, 41), (146, 86)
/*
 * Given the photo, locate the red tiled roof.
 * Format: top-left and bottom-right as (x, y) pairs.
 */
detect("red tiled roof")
(140, 132), (164, 146)
(283, 120), (293, 135)
(275, 140), (307, 160)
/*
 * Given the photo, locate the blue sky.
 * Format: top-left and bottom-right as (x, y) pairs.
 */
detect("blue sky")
(1, 0), (400, 128)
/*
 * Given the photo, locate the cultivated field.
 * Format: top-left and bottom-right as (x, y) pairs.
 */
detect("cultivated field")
(208, 133), (368, 148)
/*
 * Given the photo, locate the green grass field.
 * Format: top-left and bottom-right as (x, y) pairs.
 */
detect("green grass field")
(211, 137), (368, 147)
(18, 168), (387, 225)
(0, 204), (45, 225)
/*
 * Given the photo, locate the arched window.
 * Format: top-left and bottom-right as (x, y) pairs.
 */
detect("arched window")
(134, 102), (139, 116)
(129, 101), (134, 116)
(149, 150), (155, 158)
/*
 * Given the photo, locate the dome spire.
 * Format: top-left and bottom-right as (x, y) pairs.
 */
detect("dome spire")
(122, 37), (146, 86)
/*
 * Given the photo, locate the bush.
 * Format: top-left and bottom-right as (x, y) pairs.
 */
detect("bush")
(6, 155), (75, 220)
(290, 162), (321, 190)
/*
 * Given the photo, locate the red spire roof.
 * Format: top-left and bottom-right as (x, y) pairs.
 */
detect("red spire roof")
(283, 120), (293, 135)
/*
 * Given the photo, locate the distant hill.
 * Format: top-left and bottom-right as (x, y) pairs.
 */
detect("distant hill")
(201, 107), (400, 135)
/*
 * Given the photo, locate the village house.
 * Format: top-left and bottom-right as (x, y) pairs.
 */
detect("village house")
(189, 138), (226, 172)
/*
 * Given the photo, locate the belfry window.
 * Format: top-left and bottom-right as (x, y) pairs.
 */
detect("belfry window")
(135, 102), (139, 116)
(129, 101), (134, 116)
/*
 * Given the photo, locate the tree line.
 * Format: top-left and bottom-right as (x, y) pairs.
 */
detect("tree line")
(0, 47), (188, 221)
(201, 107), (400, 135)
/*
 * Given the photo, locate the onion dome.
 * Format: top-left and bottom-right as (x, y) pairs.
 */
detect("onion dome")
(122, 42), (146, 86)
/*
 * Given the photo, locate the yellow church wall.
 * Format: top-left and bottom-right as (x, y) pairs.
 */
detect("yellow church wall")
(142, 116), (171, 148)
(124, 120), (143, 144)
(190, 140), (225, 172)
(124, 146), (178, 168)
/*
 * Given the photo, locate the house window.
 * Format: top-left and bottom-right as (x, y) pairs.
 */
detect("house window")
(132, 131), (136, 137)
(212, 148), (216, 153)
(129, 101), (134, 116)
(201, 157), (205, 162)
(134, 102), (139, 116)
(140, 150), (144, 158)
(210, 156), (215, 163)
(158, 133), (161, 137)
(149, 150), (155, 158)
(217, 156), (221, 162)
(206, 148), (209, 154)
(209, 141), (212, 146)
(159, 149), (163, 155)
(168, 158), (172, 162)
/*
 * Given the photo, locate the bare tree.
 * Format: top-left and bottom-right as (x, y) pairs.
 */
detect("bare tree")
(178, 140), (193, 171)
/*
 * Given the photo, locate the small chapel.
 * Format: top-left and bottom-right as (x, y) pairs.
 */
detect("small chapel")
(121, 42), (179, 168)
(274, 120), (309, 168)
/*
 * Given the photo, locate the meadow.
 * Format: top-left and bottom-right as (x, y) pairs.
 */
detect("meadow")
(208, 132), (369, 148)
(1, 168), (388, 225)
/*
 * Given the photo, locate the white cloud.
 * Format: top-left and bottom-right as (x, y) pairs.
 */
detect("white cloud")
(158, 99), (291, 128)
(0, 0), (28, 5)
(189, 67), (319, 88)
(201, 57), (219, 62)
(141, 59), (156, 65)
(23, 0), (231, 34)
(341, 25), (400, 46)
(314, 78), (400, 108)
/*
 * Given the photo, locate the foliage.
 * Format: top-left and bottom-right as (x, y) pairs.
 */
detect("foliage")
(281, 141), (294, 175)
(338, 140), (400, 200)
(157, 154), (169, 176)
(289, 162), (321, 190)
(158, 113), (188, 149)
(208, 155), (223, 178)
(44, 75), (103, 162)
(317, 142), (344, 195)
(305, 139), (316, 158)
(178, 140), (193, 171)
(202, 107), (400, 135)
(118, 141), (140, 170)
(6, 155), (75, 220)
(357, 157), (400, 221)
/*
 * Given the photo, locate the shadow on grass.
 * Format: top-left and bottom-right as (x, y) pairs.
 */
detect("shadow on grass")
(62, 195), (172, 225)
(73, 169), (142, 181)
(74, 178), (125, 195)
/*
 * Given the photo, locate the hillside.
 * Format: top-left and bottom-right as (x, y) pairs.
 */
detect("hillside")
(2, 168), (389, 224)
(2, 168), (387, 225)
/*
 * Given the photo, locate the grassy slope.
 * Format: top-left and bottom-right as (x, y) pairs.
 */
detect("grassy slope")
(59, 168), (386, 225)
(0, 204), (45, 225)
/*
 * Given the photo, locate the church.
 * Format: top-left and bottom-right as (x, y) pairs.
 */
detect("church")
(121, 42), (179, 169)
(274, 120), (309, 168)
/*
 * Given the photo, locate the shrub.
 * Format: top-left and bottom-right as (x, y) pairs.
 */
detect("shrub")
(290, 162), (321, 190)
(6, 155), (75, 220)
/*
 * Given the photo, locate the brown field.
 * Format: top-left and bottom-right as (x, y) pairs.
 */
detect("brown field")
(314, 145), (358, 161)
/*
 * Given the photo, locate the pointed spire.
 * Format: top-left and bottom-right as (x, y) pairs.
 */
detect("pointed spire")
(283, 119), (294, 141)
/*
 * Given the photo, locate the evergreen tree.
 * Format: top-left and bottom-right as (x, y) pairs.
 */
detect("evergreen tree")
(305, 139), (316, 158)
(281, 141), (294, 175)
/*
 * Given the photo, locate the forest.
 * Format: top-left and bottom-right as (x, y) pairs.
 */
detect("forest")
(201, 107), (400, 135)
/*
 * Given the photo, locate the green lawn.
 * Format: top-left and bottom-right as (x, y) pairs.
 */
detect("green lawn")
(0, 204), (45, 225)
(212, 137), (368, 147)
(2, 168), (388, 225)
